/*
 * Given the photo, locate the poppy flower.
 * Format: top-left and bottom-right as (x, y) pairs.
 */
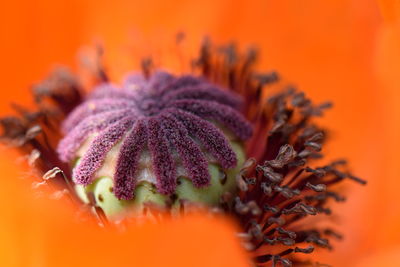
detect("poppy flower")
(0, 0), (396, 267)
(0, 32), (366, 267)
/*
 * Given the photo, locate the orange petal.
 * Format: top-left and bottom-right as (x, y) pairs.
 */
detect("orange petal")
(0, 154), (250, 267)
(373, 7), (400, 248)
(355, 247), (400, 267)
(377, 0), (400, 23)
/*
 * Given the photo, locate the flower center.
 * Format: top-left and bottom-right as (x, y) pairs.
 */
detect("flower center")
(135, 94), (165, 116)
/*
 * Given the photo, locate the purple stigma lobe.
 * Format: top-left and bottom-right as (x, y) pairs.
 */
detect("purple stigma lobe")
(172, 109), (237, 169)
(171, 99), (253, 140)
(114, 120), (147, 200)
(147, 117), (177, 195)
(73, 117), (134, 185)
(62, 98), (136, 133)
(160, 112), (210, 187)
(57, 109), (133, 162)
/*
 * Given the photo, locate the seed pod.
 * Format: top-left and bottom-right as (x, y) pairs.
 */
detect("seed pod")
(58, 71), (252, 219)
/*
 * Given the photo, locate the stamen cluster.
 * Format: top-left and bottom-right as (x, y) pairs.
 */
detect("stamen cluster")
(192, 41), (366, 266)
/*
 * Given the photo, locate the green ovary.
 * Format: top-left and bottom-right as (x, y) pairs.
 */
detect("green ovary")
(74, 141), (246, 220)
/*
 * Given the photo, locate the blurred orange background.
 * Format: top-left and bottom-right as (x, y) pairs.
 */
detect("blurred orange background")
(0, 0), (399, 266)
